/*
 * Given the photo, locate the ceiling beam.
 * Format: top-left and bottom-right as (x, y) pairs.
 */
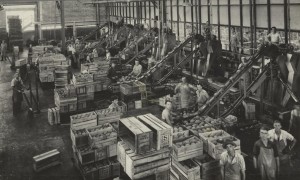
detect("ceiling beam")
(84, 0), (160, 4)
(1, 0), (77, 5)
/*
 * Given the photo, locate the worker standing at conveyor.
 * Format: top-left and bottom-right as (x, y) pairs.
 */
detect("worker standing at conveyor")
(268, 120), (296, 180)
(174, 77), (194, 109)
(267, 27), (283, 45)
(220, 141), (246, 180)
(129, 60), (142, 77)
(196, 84), (210, 109)
(11, 72), (26, 116)
(161, 100), (174, 126)
(253, 126), (280, 180)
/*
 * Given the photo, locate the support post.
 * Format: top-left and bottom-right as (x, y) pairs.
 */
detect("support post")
(60, 0), (66, 53)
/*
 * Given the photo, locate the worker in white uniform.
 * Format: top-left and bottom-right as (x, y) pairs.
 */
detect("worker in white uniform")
(267, 27), (283, 45)
(161, 100), (174, 126)
(268, 120), (296, 180)
(129, 60), (142, 77)
(174, 77), (194, 109)
(220, 141), (246, 180)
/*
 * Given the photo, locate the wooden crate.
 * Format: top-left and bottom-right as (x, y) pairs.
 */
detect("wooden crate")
(117, 141), (171, 179)
(207, 136), (241, 160)
(133, 81), (146, 92)
(33, 149), (62, 172)
(137, 113), (173, 150)
(77, 93), (94, 101)
(109, 156), (121, 177)
(95, 109), (122, 125)
(109, 84), (120, 93)
(193, 154), (221, 178)
(119, 117), (153, 154)
(198, 130), (231, 152)
(76, 146), (96, 165)
(120, 83), (140, 95)
(173, 125), (189, 141)
(70, 111), (97, 130)
(172, 136), (203, 162)
(70, 128), (89, 147)
(96, 160), (111, 180)
(171, 158), (201, 180)
(87, 124), (118, 149)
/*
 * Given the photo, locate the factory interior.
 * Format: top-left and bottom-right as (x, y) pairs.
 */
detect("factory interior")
(0, 0), (300, 180)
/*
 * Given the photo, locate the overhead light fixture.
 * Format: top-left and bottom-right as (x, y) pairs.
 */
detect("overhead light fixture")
(183, 0), (193, 7)
(0, 5), (4, 11)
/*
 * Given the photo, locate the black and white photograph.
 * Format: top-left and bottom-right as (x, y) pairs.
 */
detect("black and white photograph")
(0, 0), (300, 180)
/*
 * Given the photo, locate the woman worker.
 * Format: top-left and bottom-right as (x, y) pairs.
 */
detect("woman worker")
(174, 77), (195, 109)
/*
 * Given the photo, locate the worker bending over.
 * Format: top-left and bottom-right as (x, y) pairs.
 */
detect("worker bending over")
(220, 141), (246, 180)
(129, 60), (142, 77)
(268, 120), (296, 180)
(161, 100), (174, 126)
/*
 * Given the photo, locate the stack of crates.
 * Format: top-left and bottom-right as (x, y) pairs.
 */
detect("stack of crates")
(72, 73), (95, 110)
(54, 86), (77, 113)
(70, 111), (120, 180)
(7, 16), (23, 51)
(118, 114), (172, 180)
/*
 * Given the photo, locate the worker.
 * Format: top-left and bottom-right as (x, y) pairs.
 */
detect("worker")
(108, 98), (119, 111)
(268, 120), (296, 180)
(68, 43), (77, 68)
(231, 28), (240, 59)
(129, 60), (142, 77)
(106, 49), (111, 62)
(107, 62), (118, 83)
(220, 141), (246, 180)
(267, 27), (283, 45)
(11, 72), (26, 116)
(196, 84), (210, 109)
(174, 77), (194, 109)
(147, 55), (156, 70)
(289, 102), (300, 158)
(161, 100), (174, 125)
(1, 40), (7, 61)
(238, 57), (250, 95)
(253, 126), (280, 180)
(92, 48), (98, 59)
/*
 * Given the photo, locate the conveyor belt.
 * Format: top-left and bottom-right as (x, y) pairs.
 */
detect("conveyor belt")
(278, 77), (299, 103)
(156, 48), (199, 85)
(79, 32), (109, 55)
(121, 35), (194, 84)
(198, 45), (274, 116)
(221, 64), (269, 118)
(81, 22), (108, 43)
(125, 39), (155, 65)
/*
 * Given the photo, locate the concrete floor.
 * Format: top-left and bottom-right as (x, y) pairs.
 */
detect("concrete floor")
(0, 54), (81, 180)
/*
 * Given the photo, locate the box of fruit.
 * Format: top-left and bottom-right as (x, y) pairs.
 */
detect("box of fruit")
(171, 158), (201, 180)
(172, 136), (203, 162)
(173, 125), (189, 141)
(70, 111), (98, 130)
(70, 128), (89, 148)
(87, 123), (118, 148)
(137, 113), (173, 151)
(198, 130), (231, 152)
(207, 136), (241, 160)
(119, 117), (153, 154)
(182, 116), (212, 131)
